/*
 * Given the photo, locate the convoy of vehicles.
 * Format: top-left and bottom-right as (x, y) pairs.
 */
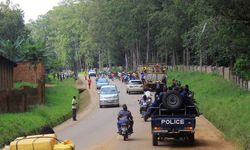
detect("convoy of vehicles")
(96, 64), (199, 145)
(98, 85), (120, 108)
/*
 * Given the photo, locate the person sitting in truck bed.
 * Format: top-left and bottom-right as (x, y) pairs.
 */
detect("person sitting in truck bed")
(146, 88), (168, 115)
(179, 85), (200, 115)
(179, 85), (195, 105)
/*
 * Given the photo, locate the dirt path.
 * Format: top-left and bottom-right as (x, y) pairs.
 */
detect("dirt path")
(54, 75), (98, 132)
(55, 78), (237, 150)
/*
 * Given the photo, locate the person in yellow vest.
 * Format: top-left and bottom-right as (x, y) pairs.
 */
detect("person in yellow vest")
(83, 71), (87, 80)
(72, 96), (77, 121)
(143, 66), (147, 73)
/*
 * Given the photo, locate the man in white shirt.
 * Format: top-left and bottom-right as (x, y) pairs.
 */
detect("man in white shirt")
(72, 96), (77, 121)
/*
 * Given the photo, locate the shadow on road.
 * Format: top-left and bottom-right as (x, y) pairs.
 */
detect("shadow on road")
(157, 138), (211, 148)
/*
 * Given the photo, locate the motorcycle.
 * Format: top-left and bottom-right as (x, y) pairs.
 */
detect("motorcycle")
(118, 120), (132, 141)
(139, 92), (152, 121)
(139, 99), (152, 118)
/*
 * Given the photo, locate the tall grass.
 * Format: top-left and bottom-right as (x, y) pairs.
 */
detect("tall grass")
(0, 79), (78, 147)
(168, 71), (250, 150)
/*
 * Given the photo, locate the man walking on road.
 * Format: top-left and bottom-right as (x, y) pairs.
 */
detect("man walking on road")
(88, 78), (92, 89)
(72, 96), (77, 121)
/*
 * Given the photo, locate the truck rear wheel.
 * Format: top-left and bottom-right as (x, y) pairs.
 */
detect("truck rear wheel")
(152, 135), (158, 146)
(162, 91), (183, 109)
(188, 133), (195, 145)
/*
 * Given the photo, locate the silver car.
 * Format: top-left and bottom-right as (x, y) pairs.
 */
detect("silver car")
(96, 78), (109, 89)
(126, 80), (144, 94)
(99, 85), (120, 108)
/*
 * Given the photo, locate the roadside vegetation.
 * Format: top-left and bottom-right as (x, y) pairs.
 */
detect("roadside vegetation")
(1, 1), (249, 79)
(14, 81), (37, 89)
(168, 71), (250, 150)
(0, 79), (78, 147)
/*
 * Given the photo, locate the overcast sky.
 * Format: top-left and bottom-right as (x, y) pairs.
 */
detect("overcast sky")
(1, 0), (62, 23)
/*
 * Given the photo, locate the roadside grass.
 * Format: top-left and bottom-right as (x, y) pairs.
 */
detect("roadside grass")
(168, 71), (250, 150)
(0, 79), (78, 147)
(14, 81), (37, 89)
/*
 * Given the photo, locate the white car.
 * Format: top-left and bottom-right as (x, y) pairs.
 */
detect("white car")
(88, 69), (96, 77)
(126, 80), (144, 94)
(98, 85), (120, 108)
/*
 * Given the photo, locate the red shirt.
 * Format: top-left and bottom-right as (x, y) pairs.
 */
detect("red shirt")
(88, 79), (91, 84)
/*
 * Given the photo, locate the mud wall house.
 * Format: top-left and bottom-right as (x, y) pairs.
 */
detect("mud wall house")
(14, 61), (45, 83)
(0, 58), (46, 113)
(0, 54), (17, 112)
(13, 61), (46, 105)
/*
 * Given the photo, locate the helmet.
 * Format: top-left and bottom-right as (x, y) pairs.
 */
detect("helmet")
(122, 104), (127, 111)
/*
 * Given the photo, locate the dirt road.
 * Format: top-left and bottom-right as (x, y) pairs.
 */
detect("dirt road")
(54, 77), (236, 150)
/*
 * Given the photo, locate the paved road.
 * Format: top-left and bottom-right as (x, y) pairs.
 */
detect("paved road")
(55, 77), (236, 150)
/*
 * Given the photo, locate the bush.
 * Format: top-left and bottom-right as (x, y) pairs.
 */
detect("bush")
(14, 82), (37, 89)
(234, 55), (250, 80)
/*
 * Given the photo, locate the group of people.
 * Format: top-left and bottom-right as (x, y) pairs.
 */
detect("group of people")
(53, 70), (73, 81)
(120, 72), (139, 83)
(170, 79), (195, 105)
(142, 64), (168, 73)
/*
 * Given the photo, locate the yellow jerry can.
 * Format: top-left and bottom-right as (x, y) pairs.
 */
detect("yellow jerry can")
(54, 140), (75, 150)
(10, 134), (57, 150)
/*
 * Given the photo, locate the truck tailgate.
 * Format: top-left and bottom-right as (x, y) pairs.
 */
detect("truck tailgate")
(151, 116), (195, 132)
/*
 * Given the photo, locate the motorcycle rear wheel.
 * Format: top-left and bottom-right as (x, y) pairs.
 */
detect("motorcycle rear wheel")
(123, 134), (128, 141)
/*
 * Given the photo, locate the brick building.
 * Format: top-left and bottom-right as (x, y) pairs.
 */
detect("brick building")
(14, 61), (45, 83)
(0, 53), (16, 90)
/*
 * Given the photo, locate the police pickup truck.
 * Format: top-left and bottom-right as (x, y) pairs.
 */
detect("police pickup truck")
(151, 90), (199, 146)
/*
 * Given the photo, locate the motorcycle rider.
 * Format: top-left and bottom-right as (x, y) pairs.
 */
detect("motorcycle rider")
(139, 95), (148, 114)
(117, 104), (134, 133)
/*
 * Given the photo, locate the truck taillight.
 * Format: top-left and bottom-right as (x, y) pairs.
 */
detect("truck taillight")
(153, 127), (161, 131)
(184, 126), (193, 131)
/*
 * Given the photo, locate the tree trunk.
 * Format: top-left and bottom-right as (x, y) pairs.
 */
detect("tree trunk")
(146, 20), (150, 64)
(133, 48), (136, 71)
(125, 52), (128, 71)
(183, 49), (185, 65)
(199, 46), (202, 68)
(136, 40), (140, 66)
(165, 50), (168, 65)
(108, 49), (111, 70)
(172, 51), (176, 66)
(98, 49), (101, 70)
(164, 40), (168, 65)
(186, 49), (190, 66)
(176, 51), (179, 65)
(130, 47), (133, 70)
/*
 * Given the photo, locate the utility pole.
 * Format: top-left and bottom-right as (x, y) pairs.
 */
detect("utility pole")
(199, 22), (207, 68)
